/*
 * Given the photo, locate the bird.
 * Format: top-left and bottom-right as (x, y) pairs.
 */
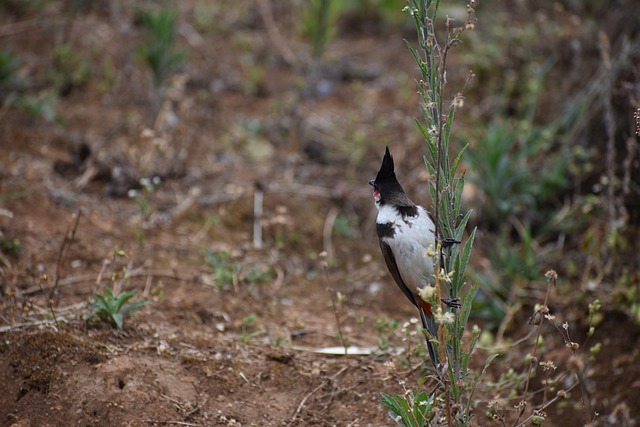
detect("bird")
(369, 146), (441, 371)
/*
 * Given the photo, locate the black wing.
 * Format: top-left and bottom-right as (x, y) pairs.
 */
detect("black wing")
(379, 240), (418, 308)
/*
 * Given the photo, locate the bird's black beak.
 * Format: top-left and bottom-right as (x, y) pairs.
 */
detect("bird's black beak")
(368, 180), (376, 187)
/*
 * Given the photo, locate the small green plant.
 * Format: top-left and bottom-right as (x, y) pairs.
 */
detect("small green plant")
(0, 50), (63, 122)
(203, 249), (237, 287)
(0, 238), (21, 254)
(0, 237), (20, 269)
(300, 0), (341, 61)
(203, 249), (276, 290)
(0, 49), (22, 95)
(240, 313), (265, 343)
(18, 92), (61, 123)
(381, 389), (437, 427)
(86, 247), (149, 329)
(137, 6), (187, 90)
(89, 287), (149, 329)
(50, 43), (91, 96)
(244, 265), (275, 284)
(374, 315), (399, 351)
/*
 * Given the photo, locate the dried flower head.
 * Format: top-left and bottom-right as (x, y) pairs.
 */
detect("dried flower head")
(453, 94), (465, 108)
(418, 285), (435, 302)
(440, 311), (455, 325)
(514, 400), (527, 410)
(540, 360), (557, 373)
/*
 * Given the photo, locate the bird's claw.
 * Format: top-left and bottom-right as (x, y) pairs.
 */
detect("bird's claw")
(441, 298), (461, 309)
(440, 238), (461, 248)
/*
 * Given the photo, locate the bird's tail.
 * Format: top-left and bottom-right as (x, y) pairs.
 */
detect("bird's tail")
(418, 301), (442, 374)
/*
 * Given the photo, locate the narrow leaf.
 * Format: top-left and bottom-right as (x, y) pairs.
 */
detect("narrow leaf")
(461, 281), (480, 331)
(452, 142), (469, 171)
(459, 227), (477, 275)
(112, 312), (124, 329)
(462, 328), (480, 374)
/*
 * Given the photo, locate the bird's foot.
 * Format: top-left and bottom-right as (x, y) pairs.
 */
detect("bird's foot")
(440, 238), (461, 248)
(441, 298), (461, 309)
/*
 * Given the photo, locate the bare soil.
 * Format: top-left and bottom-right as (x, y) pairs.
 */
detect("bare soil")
(1, 2), (639, 426)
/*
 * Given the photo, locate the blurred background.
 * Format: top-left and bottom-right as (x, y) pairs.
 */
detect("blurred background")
(1, 0), (639, 425)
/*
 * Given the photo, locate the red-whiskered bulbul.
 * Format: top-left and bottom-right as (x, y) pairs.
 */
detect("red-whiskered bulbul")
(370, 146), (441, 371)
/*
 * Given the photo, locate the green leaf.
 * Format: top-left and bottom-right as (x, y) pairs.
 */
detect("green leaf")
(452, 142), (469, 172)
(453, 175), (465, 217)
(405, 40), (427, 78)
(462, 327), (481, 374)
(428, 181), (437, 207)
(460, 227), (476, 274)
(461, 281), (480, 332)
(94, 293), (108, 307)
(432, 0), (441, 23)
(120, 300), (150, 317)
(455, 210), (473, 242)
(411, 390), (431, 425)
(381, 392), (412, 426)
(112, 312), (124, 329)
(481, 353), (499, 376)
(414, 118), (430, 144)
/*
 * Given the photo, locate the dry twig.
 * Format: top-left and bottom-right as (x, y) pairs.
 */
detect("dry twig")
(287, 366), (348, 426)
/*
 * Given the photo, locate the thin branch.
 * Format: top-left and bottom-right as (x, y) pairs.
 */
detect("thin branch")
(321, 253), (348, 354)
(513, 273), (554, 426)
(52, 210), (82, 300)
(514, 382), (579, 427)
(256, 0), (298, 67)
(39, 210), (82, 329)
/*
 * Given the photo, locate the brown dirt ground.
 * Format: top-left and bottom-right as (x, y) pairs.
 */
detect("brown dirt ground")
(1, 2), (639, 427)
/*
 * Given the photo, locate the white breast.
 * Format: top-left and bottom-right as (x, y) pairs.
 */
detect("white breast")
(377, 205), (436, 293)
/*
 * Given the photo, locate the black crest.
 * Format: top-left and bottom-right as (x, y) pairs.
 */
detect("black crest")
(370, 147), (415, 209)
(374, 146), (397, 185)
